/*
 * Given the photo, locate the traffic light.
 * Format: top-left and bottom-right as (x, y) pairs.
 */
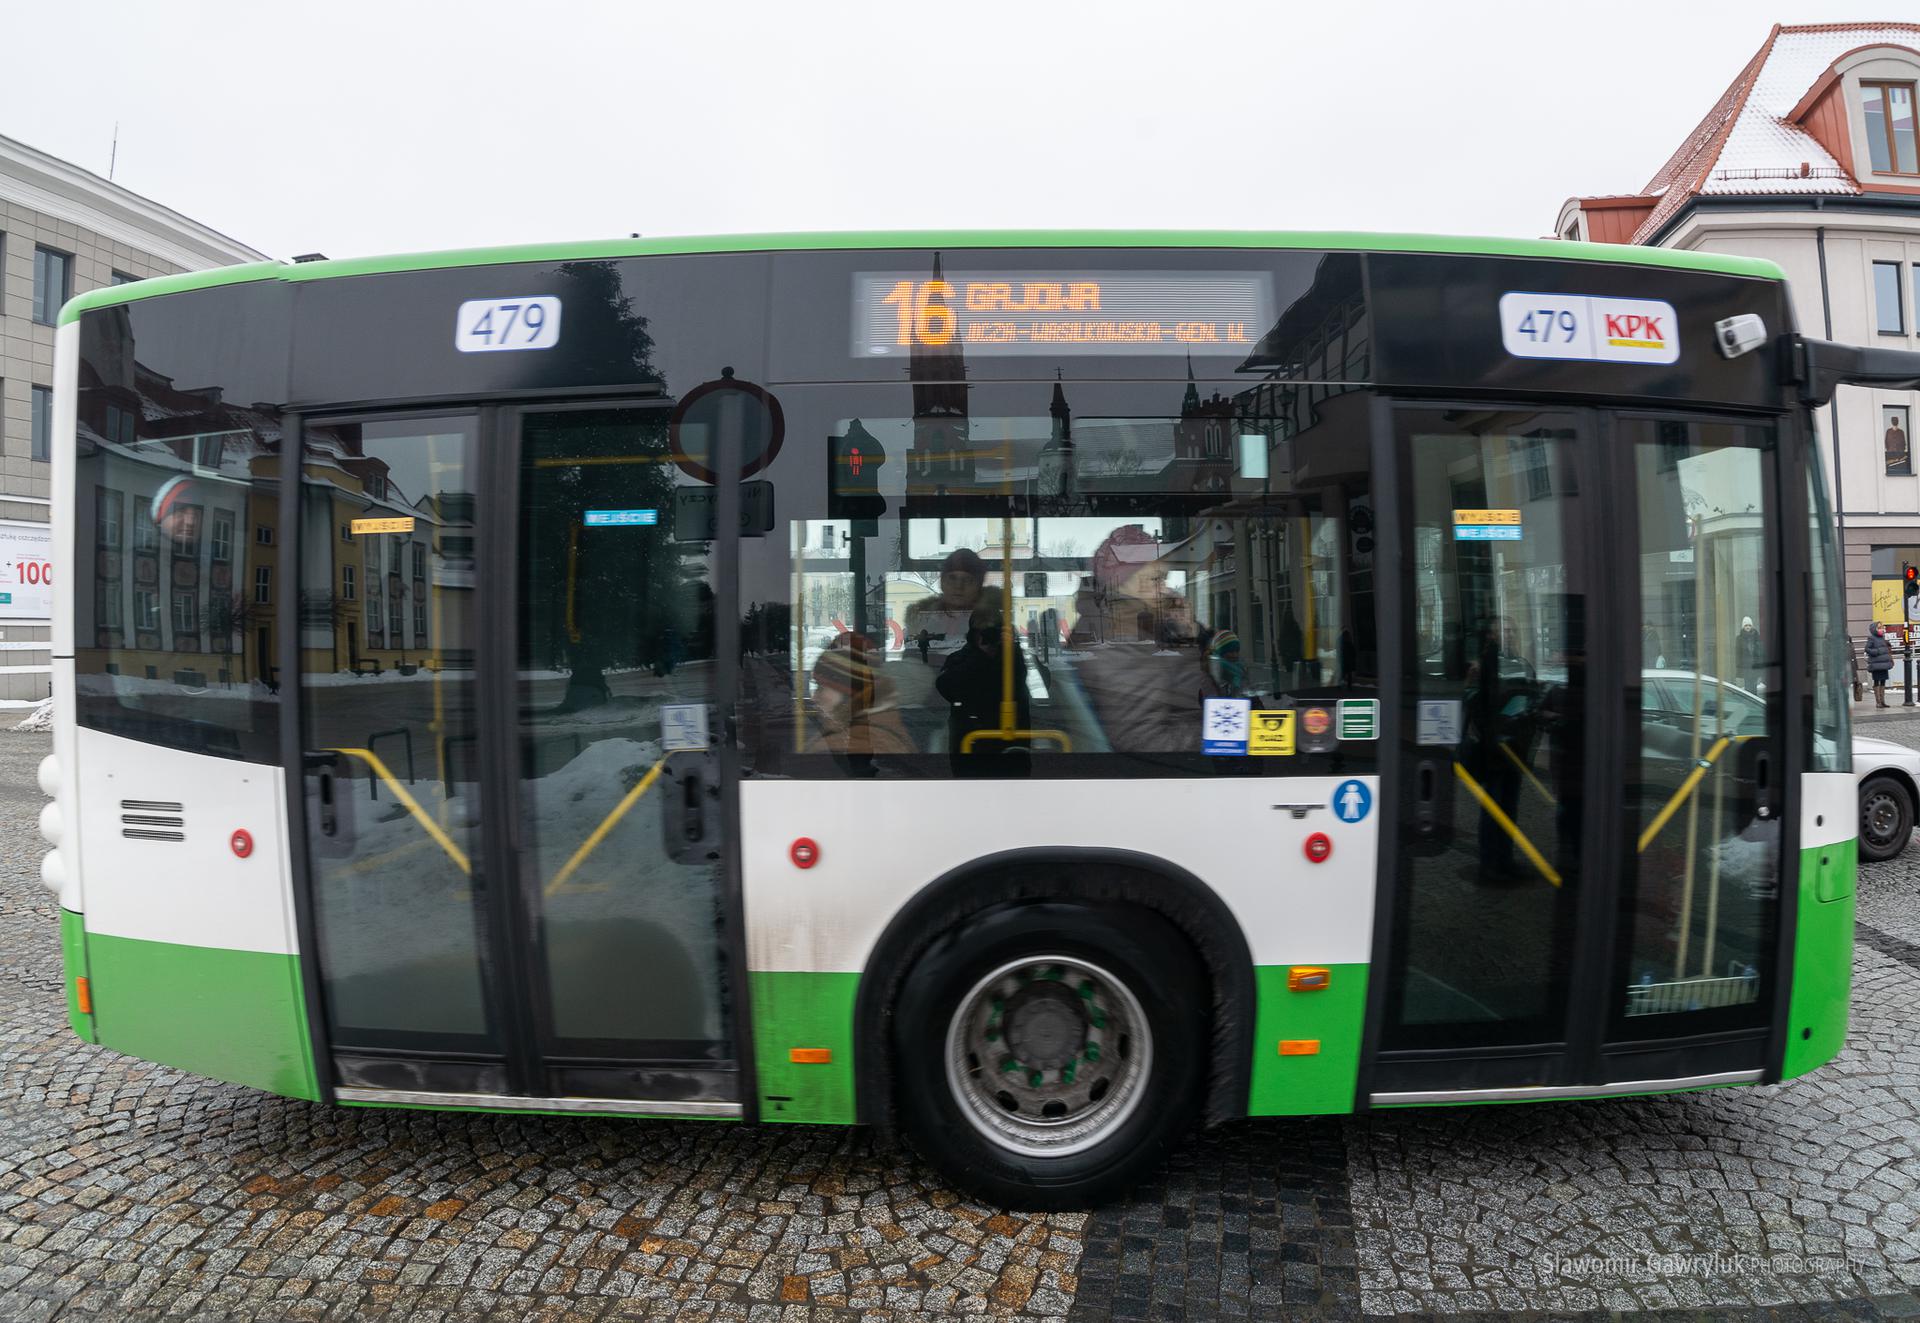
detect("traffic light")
(828, 420), (887, 520)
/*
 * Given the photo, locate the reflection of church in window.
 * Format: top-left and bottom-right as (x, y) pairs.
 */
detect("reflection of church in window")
(907, 253), (975, 494)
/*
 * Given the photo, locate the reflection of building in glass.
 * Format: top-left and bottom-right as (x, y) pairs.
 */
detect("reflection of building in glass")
(299, 424), (475, 676)
(77, 350), (283, 689)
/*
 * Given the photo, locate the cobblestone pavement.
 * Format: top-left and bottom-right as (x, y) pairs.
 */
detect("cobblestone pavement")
(14, 724), (1920, 1319)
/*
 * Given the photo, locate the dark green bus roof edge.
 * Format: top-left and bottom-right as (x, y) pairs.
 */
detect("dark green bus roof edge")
(60, 229), (1787, 325)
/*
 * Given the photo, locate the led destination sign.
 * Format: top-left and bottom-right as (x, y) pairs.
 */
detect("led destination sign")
(851, 270), (1274, 358)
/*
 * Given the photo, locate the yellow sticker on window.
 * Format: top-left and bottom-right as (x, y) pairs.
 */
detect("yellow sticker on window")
(1249, 708), (1295, 756)
(351, 516), (415, 535)
(1451, 508), (1522, 525)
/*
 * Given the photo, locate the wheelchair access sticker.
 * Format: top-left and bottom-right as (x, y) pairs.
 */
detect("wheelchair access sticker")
(1331, 779), (1372, 824)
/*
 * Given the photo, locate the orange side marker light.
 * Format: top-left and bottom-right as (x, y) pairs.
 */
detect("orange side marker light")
(1278, 1039), (1320, 1056)
(788, 1047), (833, 1064)
(75, 977), (92, 1015)
(1287, 966), (1331, 992)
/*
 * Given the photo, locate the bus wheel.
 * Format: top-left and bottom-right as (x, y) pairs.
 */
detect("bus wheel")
(892, 901), (1206, 1208)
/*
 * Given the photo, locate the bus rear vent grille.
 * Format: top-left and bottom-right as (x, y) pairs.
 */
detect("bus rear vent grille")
(120, 800), (184, 842)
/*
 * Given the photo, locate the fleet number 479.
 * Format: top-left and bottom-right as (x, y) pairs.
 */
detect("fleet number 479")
(1513, 308), (1578, 343)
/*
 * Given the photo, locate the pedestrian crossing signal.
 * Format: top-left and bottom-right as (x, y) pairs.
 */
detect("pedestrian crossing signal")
(828, 421), (887, 519)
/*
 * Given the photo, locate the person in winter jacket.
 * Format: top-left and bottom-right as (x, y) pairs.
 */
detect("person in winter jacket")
(1866, 623), (1895, 707)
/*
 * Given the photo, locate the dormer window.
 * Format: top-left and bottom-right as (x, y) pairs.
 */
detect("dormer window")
(1862, 79), (1918, 175)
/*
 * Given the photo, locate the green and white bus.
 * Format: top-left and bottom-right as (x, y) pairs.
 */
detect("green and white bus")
(40, 233), (1905, 1205)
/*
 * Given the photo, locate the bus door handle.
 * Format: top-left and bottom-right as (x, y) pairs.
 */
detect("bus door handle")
(1752, 746), (1775, 821)
(304, 751), (354, 855)
(682, 771), (705, 842)
(662, 760), (711, 863)
(1410, 755), (1453, 849)
(1413, 758), (1440, 831)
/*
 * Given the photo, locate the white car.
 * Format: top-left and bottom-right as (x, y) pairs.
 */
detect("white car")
(1641, 669), (1919, 862)
(1855, 735), (1920, 862)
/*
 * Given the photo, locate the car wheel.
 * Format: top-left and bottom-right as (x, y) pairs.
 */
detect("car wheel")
(1860, 775), (1914, 863)
(891, 900), (1206, 1209)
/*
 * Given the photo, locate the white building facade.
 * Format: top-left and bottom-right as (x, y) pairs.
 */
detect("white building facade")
(0, 133), (267, 700)
(1558, 22), (1920, 649)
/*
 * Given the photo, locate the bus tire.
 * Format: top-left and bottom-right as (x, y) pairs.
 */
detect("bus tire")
(891, 900), (1206, 1208)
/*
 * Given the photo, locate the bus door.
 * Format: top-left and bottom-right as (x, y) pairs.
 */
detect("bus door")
(1373, 407), (1784, 1098)
(297, 405), (739, 1113)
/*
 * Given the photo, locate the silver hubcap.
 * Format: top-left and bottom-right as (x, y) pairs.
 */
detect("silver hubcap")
(944, 955), (1151, 1158)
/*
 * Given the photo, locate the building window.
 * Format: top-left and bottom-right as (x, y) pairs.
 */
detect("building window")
(134, 589), (160, 631)
(341, 564), (356, 600)
(210, 511), (235, 563)
(32, 247), (72, 325)
(341, 523), (351, 542)
(1876, 261), (1906, 335)
(30, 386), (52, 461)
(1889, 405), (1914, 477)
(103, 404), (137, 446)
(96, 487), (122, 550)
(254, 565), (272, 604)
(98, 581), (123, 630)
(1863, 80), (1919, 175)
(388, 588), (404, 642)
(255, 524), (274, 545)
(110, 270), (137, 287)
(172, 590), (197, 633)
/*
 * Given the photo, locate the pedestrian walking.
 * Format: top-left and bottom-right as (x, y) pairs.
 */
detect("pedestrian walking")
(1866, 623), (1895, 707)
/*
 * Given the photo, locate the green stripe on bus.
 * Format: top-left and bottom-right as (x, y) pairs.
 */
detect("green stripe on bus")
(59, 909), (96, 1045)
(749, 969), (860, 1125)
(1781, 836), (1856, 1080)
(1247, 963), (1370, 1116)
(60, 230), (1786, 324)
(84, 931), (321, 1103)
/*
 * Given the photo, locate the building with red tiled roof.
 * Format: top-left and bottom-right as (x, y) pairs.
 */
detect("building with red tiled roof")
(1558, 23), (1920, 648)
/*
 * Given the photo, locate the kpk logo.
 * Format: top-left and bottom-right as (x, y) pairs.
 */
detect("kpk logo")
(1603, 309), (1667, 351)
(1499, 293), (1680, 365)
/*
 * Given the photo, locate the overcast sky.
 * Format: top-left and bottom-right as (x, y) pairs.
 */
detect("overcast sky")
(1, 1), (1897, 261)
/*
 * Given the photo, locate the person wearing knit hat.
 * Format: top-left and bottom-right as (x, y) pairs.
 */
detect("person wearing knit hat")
(150, 475), (204, 546)
(808, 632), (913, 770)
(1208, 628), (1245, 697)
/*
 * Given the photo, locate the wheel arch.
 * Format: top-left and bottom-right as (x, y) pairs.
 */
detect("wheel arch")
(852, 847), (1256, 1131)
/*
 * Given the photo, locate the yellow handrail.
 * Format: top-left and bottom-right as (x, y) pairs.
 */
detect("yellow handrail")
(1635, 734), (1755, 854)
(330, 747), (471, 876)
(1453, 762), (1561, 887)
(958, 727), (1074, 754)
(1499, 740), (1558, 807)
(545, 756), (669, 896)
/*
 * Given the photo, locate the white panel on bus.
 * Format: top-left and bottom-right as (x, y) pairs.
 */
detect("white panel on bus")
(741, 776), (1380, 974)
(1800, 772), (1857, 851)
(77, 727), (298, 955)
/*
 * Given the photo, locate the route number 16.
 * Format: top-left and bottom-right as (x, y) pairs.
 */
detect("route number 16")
(881, 280), (957, 346)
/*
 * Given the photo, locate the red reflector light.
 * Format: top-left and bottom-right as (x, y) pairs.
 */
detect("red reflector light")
(231, 829), (254, 859)
(790, 838), (819, 869)
(1303, 832), (1332, 863)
